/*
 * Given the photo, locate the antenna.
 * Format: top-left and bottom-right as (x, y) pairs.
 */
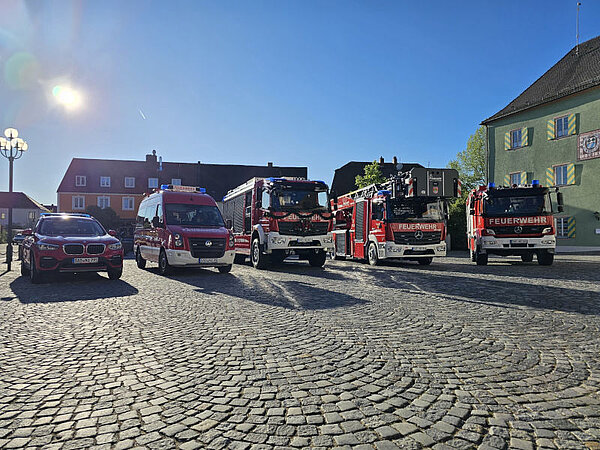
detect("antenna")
(576, 2), (581, 56)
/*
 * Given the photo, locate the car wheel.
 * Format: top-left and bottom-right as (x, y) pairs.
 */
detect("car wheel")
(21, 260), (30, 276)
(108, 268), (123, 280)
(367, 242), (379, 266)
(251, 238), (269, 269)
(521, 253), (534, 262)
(218, 265), (232, 274)
(136, 246), (147, 269)
(158, 249), (171, 275)
(418, 257), (433, 266)
(29, 254), (42, 284)
(308, 250), (327, 267)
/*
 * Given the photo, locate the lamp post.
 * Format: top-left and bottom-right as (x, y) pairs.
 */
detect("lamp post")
(0, 128), (28, 271)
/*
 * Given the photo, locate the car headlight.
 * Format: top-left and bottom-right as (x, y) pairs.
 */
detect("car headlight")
(173, 233), (183, 247)
(37, 242), (59, 251)
(108, 242), (122, 250)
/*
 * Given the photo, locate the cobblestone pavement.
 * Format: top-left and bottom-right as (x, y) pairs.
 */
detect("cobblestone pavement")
(1, 254), (599, 450)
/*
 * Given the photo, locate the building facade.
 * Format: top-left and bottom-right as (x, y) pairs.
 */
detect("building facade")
(482, 37), (600, 252)
(0, 192), (50, 229)
(57, 152), (307, 223)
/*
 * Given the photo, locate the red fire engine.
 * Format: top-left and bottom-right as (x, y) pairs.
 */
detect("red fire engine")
(222, 177), (333, 269)
(466, 180), (564, 266)
(331, 165), (460, 265)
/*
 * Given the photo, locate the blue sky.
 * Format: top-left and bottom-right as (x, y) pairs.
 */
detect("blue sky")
(1, 0), (598, 204)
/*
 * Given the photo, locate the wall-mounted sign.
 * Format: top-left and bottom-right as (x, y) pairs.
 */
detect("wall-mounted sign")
(578, 129), (600, 161)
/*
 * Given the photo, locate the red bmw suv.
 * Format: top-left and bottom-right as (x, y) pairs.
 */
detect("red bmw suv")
(21, 213), (124, 283)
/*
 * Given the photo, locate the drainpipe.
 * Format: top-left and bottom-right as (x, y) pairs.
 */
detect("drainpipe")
(485, 125), (489, 184)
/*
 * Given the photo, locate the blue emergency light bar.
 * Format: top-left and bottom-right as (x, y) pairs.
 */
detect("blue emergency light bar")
(41, 213), (91, 218)
(532, 179), (540, 186)
(488, 182), (495, 189)
(377, 190), (391, 196)
(160, 184), (206, 193)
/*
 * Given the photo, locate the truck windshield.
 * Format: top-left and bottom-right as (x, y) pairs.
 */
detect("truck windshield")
(271, 188), (329, 212)
(39, 218), (106, 236)
(387, 199), (444, 222)
(165, 204), (225, 227)
(484, 194), (551, 217)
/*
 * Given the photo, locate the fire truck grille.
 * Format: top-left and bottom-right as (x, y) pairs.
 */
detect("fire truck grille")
(63, 244), (84, 255)
(278, 221), (329, 236)
(393, 231), (442, 245)
(491, 225), (545, 235)
(188, 238), (226, 258)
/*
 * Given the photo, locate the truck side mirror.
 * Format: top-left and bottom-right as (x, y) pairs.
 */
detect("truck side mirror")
(558, 205), (564, 213)
(108, 229), (118, 237)
(557, 192), (564, 206)
(225, 219), (233, 229)
(152, 216), (162, 228)
(22, 228), (33, 236)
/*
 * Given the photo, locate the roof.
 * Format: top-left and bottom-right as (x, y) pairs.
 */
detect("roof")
(482, 36), (600, 124)
(0, 192), (51, 211)
(330, 161), (423, 197)
(57, 156), (307, 201)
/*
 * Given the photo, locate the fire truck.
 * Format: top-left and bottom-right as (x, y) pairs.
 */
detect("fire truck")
(466, 180), (564, 266)
(221, 177), (333, 269)
(331, 165), (460, 265)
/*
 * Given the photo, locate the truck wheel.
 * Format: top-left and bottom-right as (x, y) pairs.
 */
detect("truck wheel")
(29, 254), (42, 284)
(234, 254), (246, 264)
(308, 250), (327, 267)
(475, 249), (488, 266)
(418, 257), (433, 266)
(136, 247), (147, 269)
(537, 250), (554, 266)
(270, 250), (286, 265)
(251, 238), (269, 269)
(521, 253), (534, 262)
(367, 242), (380, 266)
(218, 265), (232, 274)
(158, 249), (172, 275)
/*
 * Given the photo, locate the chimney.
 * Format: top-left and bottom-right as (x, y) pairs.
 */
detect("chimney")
(146, 149), (157, 163)
(267, 162), (273, 167)
(379, 156), (384, 164)
(393, 156), (398, 165)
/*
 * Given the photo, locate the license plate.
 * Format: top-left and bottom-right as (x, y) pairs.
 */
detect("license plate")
(73, 257), (99, 264)
(297, 237), (312, 243)
(412, 247), (426, 251)
(510, 240), (527, 244)
(199, 258), (218, 264)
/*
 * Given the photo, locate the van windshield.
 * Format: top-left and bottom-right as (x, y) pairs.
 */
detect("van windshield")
(165, 204), (225, 227)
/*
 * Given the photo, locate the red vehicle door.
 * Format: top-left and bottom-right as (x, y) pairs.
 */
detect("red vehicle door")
(353, 200), (368, 259)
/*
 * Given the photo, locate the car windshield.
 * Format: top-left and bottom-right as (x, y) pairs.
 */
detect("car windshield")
(484, 194), (551, 217)
(387, 199), (444, 222)
(271, 188), (329, 212)
(165, 204), (225, 227)
(39, 218), (106, 236)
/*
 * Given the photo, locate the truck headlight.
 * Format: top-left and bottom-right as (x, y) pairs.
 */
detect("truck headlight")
(322, 236), (333, 243)
(108, 242), (122, 250)
(541, 238), (554, 244)
(37, 242), (59, 251)
(173, 233), (183, 247)
(484, 228), (496, 236)
(542, 227), (553, 235)
(270, 237), (286, 245)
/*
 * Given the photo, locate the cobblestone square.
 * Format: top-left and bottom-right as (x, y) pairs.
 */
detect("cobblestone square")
(1, 254), (599, 449)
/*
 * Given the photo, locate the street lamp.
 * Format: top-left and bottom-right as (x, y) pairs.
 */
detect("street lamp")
(0, 127), (28, 271)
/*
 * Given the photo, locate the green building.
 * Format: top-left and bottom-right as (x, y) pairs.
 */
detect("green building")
(482, 36), (600, 252)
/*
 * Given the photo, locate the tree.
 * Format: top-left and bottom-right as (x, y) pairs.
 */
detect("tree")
(448, 125), (486, 193)
(355, 161), (386, 189)
(446, 126), (487, 250)
(86, 205), (120, 231)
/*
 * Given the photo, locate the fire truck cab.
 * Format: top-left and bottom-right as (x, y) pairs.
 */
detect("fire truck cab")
(332, 166), (460, 265)
(466, 180), (564, 266)
(222, 177), (333, 269)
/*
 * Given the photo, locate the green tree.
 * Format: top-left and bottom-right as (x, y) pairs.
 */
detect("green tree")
(355, 160), (386, 189)
(446, 126), (486, 250)
(86, 205), (120, 231)
(448, 125), (486, 193)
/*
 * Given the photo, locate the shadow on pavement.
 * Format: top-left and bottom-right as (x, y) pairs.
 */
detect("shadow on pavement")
(8, 272), (138, 303)
(360, 265), (600, 315)
(169, 267), (368, 311)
